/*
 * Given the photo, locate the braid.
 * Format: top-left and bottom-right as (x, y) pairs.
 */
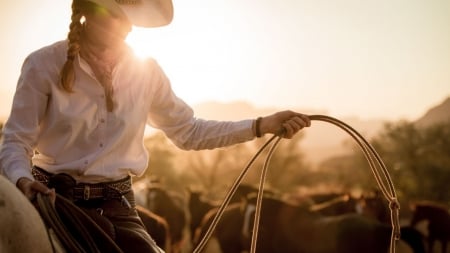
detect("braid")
(60, 0), (84, 92)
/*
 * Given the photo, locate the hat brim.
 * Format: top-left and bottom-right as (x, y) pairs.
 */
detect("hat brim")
(88, 0), (173, 28)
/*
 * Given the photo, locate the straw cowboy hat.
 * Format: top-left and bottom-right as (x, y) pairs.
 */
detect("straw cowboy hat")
(88, 0), (173, 27)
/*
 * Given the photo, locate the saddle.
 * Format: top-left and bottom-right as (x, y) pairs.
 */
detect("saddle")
(34, 171), (125, 253)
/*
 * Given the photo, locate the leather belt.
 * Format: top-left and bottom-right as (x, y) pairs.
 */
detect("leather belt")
(32, 166), (131, 201)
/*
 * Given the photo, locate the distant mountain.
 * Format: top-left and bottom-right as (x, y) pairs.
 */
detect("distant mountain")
(414, 96), (450, 128)
(152, 97), (448, 167)
(300, 116), (386, 166)
(192, 100), (327, 121)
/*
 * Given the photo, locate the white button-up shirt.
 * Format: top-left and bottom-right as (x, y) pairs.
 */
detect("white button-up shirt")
(0, 40), (254, 184)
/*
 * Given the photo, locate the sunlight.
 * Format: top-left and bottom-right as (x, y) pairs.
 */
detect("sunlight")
(125, 27), (159, 59)
(124, 25), (239, 106)
(125, 26), (183, 61)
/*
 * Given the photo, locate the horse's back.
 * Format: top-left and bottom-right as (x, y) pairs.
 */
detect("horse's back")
(0, 175), (53, 253)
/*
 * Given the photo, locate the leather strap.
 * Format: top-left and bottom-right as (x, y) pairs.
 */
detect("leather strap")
(36, 193), (124, 253)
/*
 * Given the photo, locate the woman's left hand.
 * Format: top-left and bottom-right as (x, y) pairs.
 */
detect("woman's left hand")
(258, 110), (311, 138)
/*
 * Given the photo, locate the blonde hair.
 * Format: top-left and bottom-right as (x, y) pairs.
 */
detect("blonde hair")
(60, 0), (84, 92)
(60, 0), (120, 112)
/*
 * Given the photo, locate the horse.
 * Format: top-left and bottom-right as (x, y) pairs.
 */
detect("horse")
(136, 205), (171, 252)
(187, 183), (277, 245)
(135, 181), (187, 253)
(187, 188), (219, 243)
(0, 174), (60, 252)
(193, 202), (246, 253)
(194, 194), (426, 253)
(302, 189), (395, 224)
(410, 201), (450, 253)
(1, 173), (175, 253)
(357, 190), (391, 224)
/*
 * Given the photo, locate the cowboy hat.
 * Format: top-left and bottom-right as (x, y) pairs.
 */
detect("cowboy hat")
(87, 0), (173, 27)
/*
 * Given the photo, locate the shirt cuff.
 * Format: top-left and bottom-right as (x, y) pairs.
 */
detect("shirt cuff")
(3, 161), (34, 185)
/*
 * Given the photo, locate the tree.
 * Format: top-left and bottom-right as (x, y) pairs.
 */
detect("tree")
(262, 132), (311, 193)
(140, 129), (311, 200)
(350, 120), (450, 204)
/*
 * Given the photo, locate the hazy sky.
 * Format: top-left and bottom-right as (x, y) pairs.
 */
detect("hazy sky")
(1, 0), (449, 121)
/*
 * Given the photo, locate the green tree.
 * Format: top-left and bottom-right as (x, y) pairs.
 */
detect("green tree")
(350, 120), (450, 203)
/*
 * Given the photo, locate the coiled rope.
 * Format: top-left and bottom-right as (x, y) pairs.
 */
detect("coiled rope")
(193, 114), (400, 253)
(36, 193), (124, 253)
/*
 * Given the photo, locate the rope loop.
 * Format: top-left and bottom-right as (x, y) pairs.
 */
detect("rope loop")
(389, 197), (402, 240)
(193, 115), (400, 253)
(389, 198), (401, 210)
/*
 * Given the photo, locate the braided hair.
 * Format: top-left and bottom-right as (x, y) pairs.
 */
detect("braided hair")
(59, 0), (125, 112)
(60, 0), (86, 92)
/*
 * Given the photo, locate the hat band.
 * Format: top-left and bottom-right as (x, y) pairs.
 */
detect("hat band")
(115, 0), (140, 5)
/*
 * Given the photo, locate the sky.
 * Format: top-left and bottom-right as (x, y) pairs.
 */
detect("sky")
(1, 0), (449, 121)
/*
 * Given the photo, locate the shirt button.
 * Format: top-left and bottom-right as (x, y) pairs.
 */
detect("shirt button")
(100, 119), (105, 123)
(99, 143), (104, 148)
(84, 160), (88, 165)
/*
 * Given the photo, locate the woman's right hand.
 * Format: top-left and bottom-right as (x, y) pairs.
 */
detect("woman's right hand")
(16, 177), (56, 204)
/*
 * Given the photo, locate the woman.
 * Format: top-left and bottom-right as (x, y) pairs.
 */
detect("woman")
(0, 0), (310, 252)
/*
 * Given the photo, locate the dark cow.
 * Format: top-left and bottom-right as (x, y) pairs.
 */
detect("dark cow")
(411, 201), (450, 253)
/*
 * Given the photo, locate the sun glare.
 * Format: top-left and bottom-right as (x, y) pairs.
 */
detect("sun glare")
(125, 27), (155, 59)
(125, 26), (181, 62)
(124, 26), (212, 105)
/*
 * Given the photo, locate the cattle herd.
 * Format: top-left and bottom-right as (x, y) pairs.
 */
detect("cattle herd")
(132, 180), (450, 253)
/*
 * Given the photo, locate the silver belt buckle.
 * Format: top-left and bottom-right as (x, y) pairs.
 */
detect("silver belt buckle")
(83, 185), (91, 200)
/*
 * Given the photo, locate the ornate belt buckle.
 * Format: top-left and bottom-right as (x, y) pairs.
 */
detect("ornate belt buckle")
(83, 185), (91, 200)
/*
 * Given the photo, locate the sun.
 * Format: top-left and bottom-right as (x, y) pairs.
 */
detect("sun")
(124, 25), (237, 106)
(125, 26), (177, 61)
(125, 27), (155, 59)
(124, 26), (208, 103)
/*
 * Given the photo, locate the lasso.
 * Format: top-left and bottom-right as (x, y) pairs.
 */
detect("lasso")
(193, 115), (401, 253)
